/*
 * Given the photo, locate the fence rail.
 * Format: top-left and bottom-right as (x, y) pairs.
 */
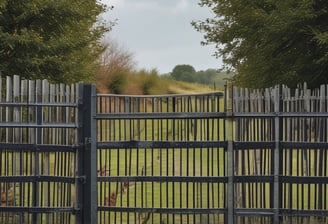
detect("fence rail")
(0, 76), (327, 224)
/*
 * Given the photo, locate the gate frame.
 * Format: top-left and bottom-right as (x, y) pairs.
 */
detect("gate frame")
(77, 83), (97, 224)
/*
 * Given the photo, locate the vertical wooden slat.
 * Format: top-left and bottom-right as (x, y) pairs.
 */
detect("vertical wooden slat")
(28, 80), (35, 144)
(226, 81), (234, 224)
(66, 85), (71, 145)
(303, 87), (310, 176)
(273, 85), (281, 223)
(13, 76), (21, 178)
(0, 76), (3, 142)
(21, 80), (27, 143)
(42, 79), (50, 223)
(33, 79), (42, 223)
(317, 84), (325, 211)
(6, 76), (12, 143)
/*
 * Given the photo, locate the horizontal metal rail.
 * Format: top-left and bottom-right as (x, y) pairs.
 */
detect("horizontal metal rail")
(95, 112), (226, 119)
(233, 112), (328, 118)
(234, 141), (328, 149)
(0, 207), (76, 213)
(0, 122), (77, 128)
(97, 176), (228, 183)
(98, 140), (227, 149)
(0, 143), (79, 152)
(0, 102), (78, 107)
(97, 92), (224, 98)
(0, 176), (75, 183)
(98, 207), (227, 214)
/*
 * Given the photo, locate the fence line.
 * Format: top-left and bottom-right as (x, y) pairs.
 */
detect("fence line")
(0, 76), (327, 224)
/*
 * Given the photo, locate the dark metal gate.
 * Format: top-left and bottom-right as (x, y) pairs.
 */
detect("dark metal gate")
(95, 92), (227, 223)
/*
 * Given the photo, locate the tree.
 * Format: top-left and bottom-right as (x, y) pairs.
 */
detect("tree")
(96, 38), (136, 93)
(98, 38), (135, 77)
(193, 0), (328, 88)
(0, 0), (111, 83)
(194, 69), (218, 85)
(171, 64), (196, 82)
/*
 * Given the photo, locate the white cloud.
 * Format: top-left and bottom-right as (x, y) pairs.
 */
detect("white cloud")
(172, 0), (189, 14)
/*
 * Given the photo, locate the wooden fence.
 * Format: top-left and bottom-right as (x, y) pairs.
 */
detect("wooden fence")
(0, 75), (327, 224)
(233, 83), (328, 223)
(0, 75), (79, 224)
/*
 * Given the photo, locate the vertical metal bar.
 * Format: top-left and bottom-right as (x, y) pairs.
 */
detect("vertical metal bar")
(318, 84), (325, 211)
(76, 83), (97, 224)
(273, 85), (282, 223)
(186, 96), (191, 224)
(226, 81), (234, 224)
(32, 80), (42, 223)
(76, 84), (84, 224)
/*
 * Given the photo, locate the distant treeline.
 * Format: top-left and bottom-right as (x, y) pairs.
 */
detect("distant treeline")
(164, 64), (233, 86)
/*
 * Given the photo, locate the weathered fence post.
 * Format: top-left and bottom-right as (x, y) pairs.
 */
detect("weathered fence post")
(76, 83), (97, 224)
(273, 84), (282, 223)
(225, 81), (234, 224)
(32, 79), (42, 223)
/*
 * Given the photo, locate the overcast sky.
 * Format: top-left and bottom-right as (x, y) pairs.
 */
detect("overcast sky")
(101, 0), (222, 74)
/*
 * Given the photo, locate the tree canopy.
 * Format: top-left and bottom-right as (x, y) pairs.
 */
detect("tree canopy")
(0, 0), (110, 83)
(193, 0), (328, 88)
(170, 64), (232, 86)
(171, 64), (196, 82)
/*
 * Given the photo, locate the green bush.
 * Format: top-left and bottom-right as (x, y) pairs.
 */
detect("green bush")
(107, 69), (129, 94)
